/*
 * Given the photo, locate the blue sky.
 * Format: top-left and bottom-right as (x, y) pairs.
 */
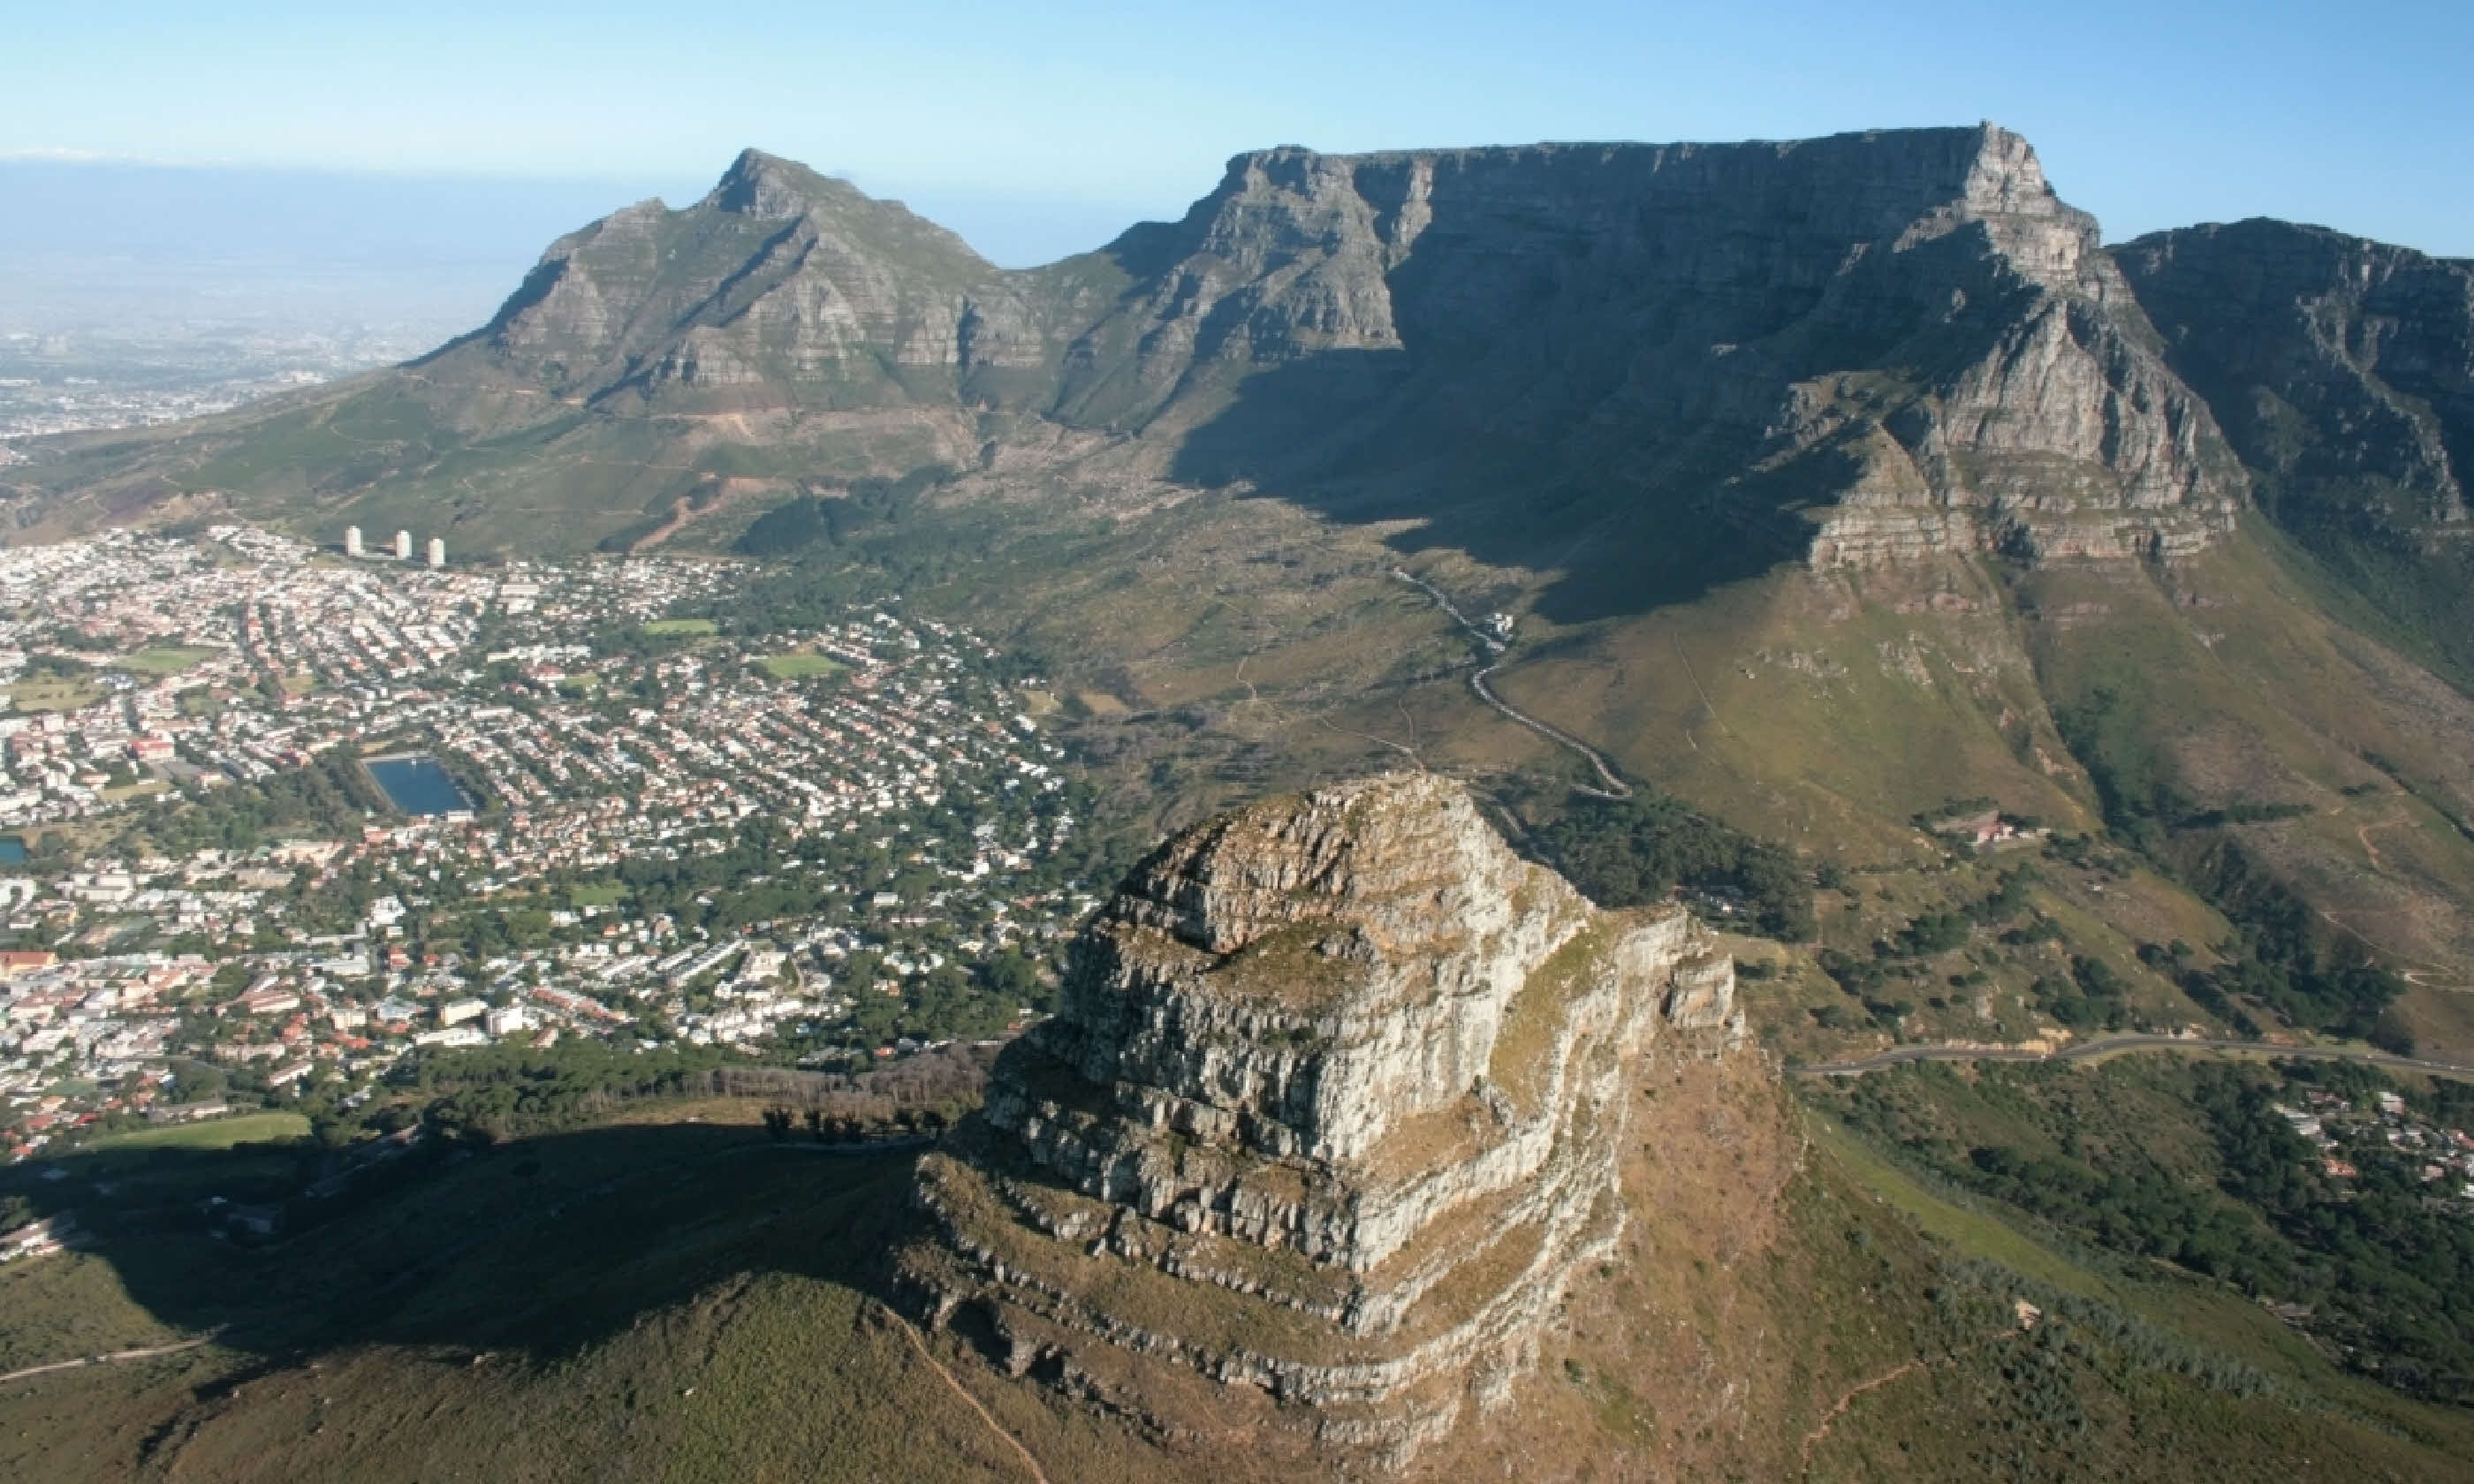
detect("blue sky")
(6, 0), (2470, 264)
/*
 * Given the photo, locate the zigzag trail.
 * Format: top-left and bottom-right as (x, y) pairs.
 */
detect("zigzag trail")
(1797, 1328), (2023, 1476)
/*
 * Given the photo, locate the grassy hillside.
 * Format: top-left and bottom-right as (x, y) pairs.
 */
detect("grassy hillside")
(854, 478), (2474, 1063)
(4, 1061), (2470, 1480)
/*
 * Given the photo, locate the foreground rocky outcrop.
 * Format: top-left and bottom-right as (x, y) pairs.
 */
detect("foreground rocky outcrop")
(896, 773), (1740, 1466)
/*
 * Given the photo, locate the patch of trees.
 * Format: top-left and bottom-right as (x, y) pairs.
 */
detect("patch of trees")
(1947, 1258), (2282, 1402)
(1530, 792), (1814, 941)
(121, 749), (387, 855)
(2057, 688), (2313, 844)
(1838, 1059), (2474, 1405)
(22, 652), (93, 678)
(2180, 840), (2406, 1044)
(2191, 1064), (2474, 1402)
(763, 1104), (950, 1143)
(393, 1039), (1003, 1144)
(1812, 871), (2050, 1032)
(1871, 870), (2045, 963)
(1964, 1138), (2280, 1290)
(2026, 955), (2131, 1032)
(1815, 950), (1916, 1029)
(733, 466), (960, 558)
(2057, 689), (2399, 1041)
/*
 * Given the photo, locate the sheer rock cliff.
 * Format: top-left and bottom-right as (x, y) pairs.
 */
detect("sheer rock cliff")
(896, 773), (1741, 1466)
(1061, 125), (2243, 572)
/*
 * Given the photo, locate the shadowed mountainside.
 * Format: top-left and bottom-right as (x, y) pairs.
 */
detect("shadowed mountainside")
(2116, 218), (2474, 682)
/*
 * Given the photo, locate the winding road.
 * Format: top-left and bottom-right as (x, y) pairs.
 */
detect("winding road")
(1793, 1034), (2474, 1081)
(1392, 569), (1632, 799)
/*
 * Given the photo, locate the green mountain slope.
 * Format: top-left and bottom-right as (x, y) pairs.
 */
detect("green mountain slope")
(5, 1073), (2470, 1480)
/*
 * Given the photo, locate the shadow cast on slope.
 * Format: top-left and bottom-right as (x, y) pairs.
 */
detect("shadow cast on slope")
(1160, 348), (1830, 625)
(0, 1121), (923, 1367)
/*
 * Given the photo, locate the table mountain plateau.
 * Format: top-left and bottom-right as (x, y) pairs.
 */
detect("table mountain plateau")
(5, 124), (2243, 591)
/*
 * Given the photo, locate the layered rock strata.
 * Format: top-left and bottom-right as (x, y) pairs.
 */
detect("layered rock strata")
(898, 773), (1739, 1465)
(1059, 125), (2245, 571)
(13, 125), (2265, 575)
(465, 148), (1066, 414)
(2116, 218), (2474, 541)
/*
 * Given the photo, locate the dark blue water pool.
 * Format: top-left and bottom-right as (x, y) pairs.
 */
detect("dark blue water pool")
(365, 755), (474, 816)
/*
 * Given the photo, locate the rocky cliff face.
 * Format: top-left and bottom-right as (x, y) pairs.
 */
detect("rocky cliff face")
(2114, 220), (2474, 675)
(1052, 125), (2243, 572)
(2116, 219), (2473, 539)
(376, 126), (2243, 573)
(897, 773), (1740, 1466)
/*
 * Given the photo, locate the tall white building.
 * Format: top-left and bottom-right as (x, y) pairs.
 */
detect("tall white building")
(344, 526), (363, 557)
(392, 529), (413, 560)
(426, 536), (446, 569)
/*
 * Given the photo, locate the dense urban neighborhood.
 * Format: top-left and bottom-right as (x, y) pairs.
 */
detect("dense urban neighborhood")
(0, 529), (1100, 1164)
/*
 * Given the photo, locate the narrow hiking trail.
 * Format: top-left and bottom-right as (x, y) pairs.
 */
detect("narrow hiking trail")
(1795, 1033), (2474, 1080)
(1798, 1329), (2022, 1475)
(880, 1304), (1052, 1484)
(2358, 812), (2409, 872)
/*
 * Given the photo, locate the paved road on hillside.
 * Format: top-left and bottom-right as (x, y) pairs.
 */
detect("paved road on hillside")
(1794, 1034), (2474, 1080)
(1391, 569), (1632, 799)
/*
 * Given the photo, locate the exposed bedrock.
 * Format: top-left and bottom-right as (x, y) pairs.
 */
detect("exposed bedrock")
(897, 773), (1742, 1465)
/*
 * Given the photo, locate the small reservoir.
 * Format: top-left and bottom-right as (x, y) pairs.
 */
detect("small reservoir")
(365, 754), (474, 816)
(0, 837), (24, 866)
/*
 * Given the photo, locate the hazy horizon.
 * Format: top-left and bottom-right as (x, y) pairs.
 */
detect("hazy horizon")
(8, 0), (2472, 268)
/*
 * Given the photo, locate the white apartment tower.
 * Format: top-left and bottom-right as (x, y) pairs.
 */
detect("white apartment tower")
(426, 536), (446, 569)
(344, 526), (363, 557)
(393, 529), (414, 560)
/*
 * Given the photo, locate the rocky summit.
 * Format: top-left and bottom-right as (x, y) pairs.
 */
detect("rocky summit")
(897, 773), (1739, 1466)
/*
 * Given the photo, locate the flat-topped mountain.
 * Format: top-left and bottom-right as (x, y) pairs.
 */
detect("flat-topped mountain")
(1063, 126), (2241, 575)
(899, 773), (1740, 1466)
(4, 124), (2241, 584)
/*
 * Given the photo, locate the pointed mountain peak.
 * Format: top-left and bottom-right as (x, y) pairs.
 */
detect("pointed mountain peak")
(707, 147), (846, 218)
(1961, 120), (2061, 216)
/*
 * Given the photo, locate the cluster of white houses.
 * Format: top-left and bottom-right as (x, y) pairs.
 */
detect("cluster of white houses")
(0, 526), (1097, 1163)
